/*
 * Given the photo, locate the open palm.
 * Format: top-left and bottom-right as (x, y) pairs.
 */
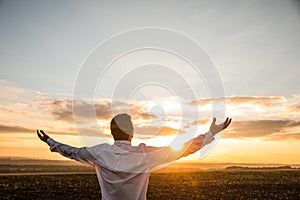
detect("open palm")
(37, 130), (49, 143)
(209, 117), (232, 135)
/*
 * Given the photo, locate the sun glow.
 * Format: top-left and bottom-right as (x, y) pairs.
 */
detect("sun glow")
(170, 142), (184, 151)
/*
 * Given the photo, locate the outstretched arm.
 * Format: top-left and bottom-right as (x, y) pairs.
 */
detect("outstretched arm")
(146, 117), (232, 169)
(37, 130), (95, 166)
(179, 117), (232, 158)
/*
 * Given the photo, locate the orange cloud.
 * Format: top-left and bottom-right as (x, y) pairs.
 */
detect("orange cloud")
(190, 119), (210, 125)
(0, 124), (78, 136)
(0, 124), (32, 133)
(135, 125), (185, 137)
(225, 96), (285, 107)
(222, 120), (300, 140)
(187, 95), (285, 107)
(42, 98), (158, 124)
(1, 80), (300, 142)
(288, 104), (300, 112)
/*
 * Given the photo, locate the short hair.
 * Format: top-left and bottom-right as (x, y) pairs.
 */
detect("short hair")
(110, 113), (134, 140)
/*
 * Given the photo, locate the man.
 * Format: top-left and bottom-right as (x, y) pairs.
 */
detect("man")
(37, 113), (231, 200)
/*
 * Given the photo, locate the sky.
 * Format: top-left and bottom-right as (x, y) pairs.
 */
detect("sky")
(1, 0), (300, 164)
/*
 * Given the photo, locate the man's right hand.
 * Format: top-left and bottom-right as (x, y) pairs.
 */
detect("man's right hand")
(37, 130), (49, 143)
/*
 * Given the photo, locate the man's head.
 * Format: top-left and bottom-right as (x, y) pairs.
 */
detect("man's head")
(110, 113), (134, 141)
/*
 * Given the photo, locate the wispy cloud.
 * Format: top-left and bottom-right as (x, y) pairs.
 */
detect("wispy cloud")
(135, 125), (185, 137)
(0, 123), (79, 136)
(187, 95), (285, 107)
(42, 98), (158, 124)
(190, 119), (210, 125)
(0, 124), (32, 133)
(1, 80), (300, 141)
(222, 120), (300, 140)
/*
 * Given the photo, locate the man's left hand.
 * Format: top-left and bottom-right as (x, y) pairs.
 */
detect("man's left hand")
(37, 130), (49, 143)
(209, 117), (232, 135)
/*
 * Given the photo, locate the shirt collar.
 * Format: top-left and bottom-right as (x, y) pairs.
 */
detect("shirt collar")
(114, 140), (131, 145)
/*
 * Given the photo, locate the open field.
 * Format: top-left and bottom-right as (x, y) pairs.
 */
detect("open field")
(1, 171), (300, 199)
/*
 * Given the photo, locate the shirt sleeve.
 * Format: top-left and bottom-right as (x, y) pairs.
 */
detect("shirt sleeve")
(46, 138), (95, 166)
(181, 131), (215, 157)
(203, 131), (214, 145)
(145, 131), (215, 170)
(144, 146), (180, 170)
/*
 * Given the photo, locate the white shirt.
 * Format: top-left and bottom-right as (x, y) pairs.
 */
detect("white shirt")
(47, 131), (214, 200)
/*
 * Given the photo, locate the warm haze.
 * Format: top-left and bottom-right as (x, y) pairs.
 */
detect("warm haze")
(1, 1), (300, 164)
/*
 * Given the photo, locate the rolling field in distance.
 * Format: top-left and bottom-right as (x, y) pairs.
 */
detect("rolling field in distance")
(1, 171), (300, 199)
